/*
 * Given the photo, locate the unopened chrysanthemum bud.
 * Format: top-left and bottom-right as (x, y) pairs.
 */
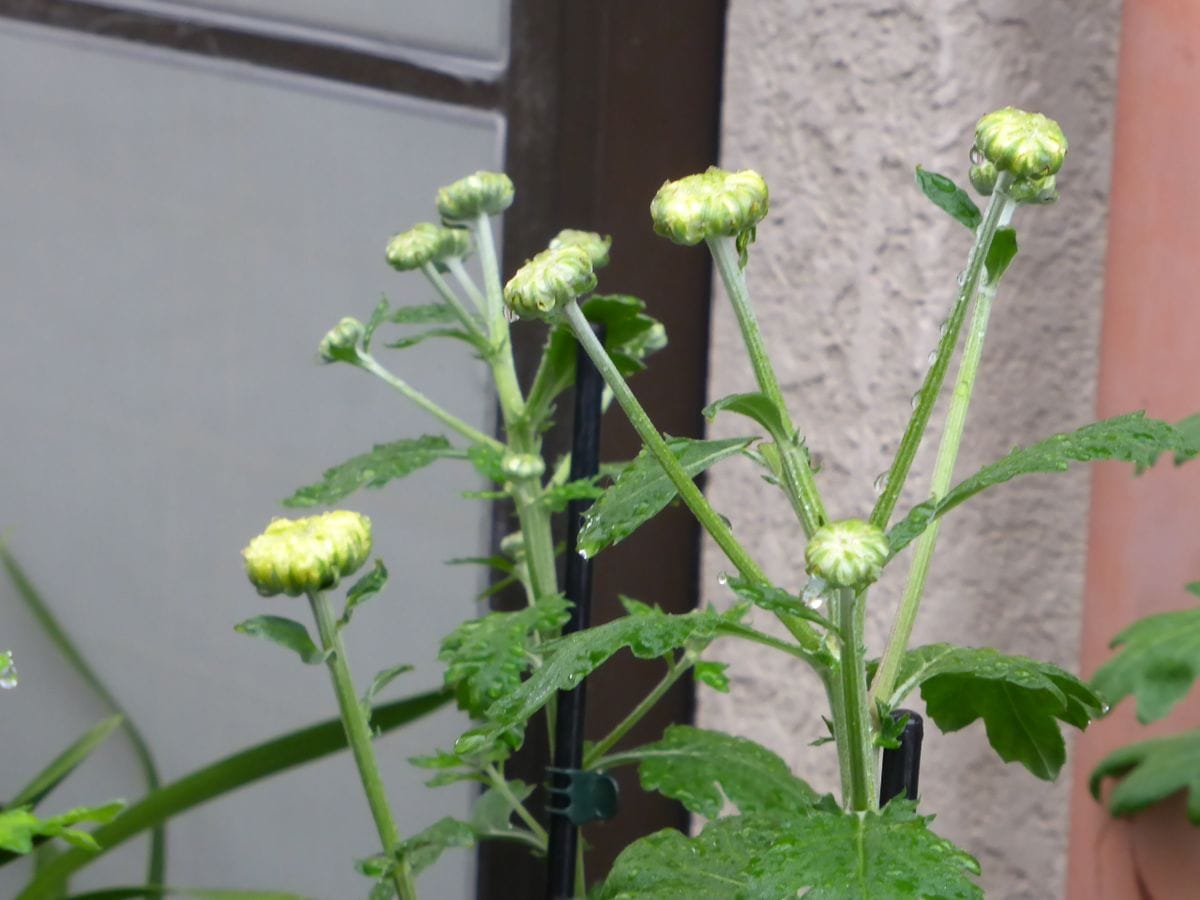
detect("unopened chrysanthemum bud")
(974, 107), (1067, 180)
(549, 229), (612, 270)
(385, 223), (471, 272)
(804, 519), (890, 590)
(499, 531), (525, 562)
(969, 160), (1057, 204)
(319, 317), (366, 364)
(503, 246), (597, 320)
(650, 167), (769, 246)
(500, 452), (545, 481)
(436, 171), (514, 222)
(243, 510), (372, 598)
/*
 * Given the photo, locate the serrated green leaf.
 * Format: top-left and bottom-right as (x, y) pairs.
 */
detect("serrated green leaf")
(340, 560), (388, 629)
(984, 227), (1018, 285)
(397, 817), (476, 876)
(1091, 603), (1200, 724)
(578, 437), (753, 558)
(360, 664), (414, 723)
(597, 801), (981, 899)
(439, 596), (571, 718)
(887, 644), (1105, 780)
(1090, 729), (1200, 823)
(702, 393), (788, 437)
(608, 725), (815, 818)
(384, 327), (482, 352)
(283, 436), (456, 507)
(693, 661), (730, 693)
(0, 801), (124, 855)
(361, 295), (391, 352)
(9, 716), (123, 810)
(234, 616), (327, 665)
(888, 413), (1187, 554)
(466, 443), (506, 483)
(915, 166), (982, 231)
(387, 302), (458, 325)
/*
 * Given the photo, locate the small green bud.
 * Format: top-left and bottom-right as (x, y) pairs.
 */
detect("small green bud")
(500, 452), (546, 481)
(385, 223), (471, 272)
(242, 510), (372, 598)
(974, 107), (1067, 179)
(435, 171), (514, 222)
(499, 531), (525, 562)
(503, 246), (597, 320)
(318, 317), (366, 364)
(804, 519), (890, 590)
(650, 166), (769, 246)
(549, 229), (612, 270)
(968, 161), (998, 196)
(969, 160), (1056, 204)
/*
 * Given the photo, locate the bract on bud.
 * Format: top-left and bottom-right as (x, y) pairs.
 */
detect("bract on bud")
(549, 229), (612, 270)
(650, 167), (769, 246)
(500, 452), (546, 481)
(319, 317), (366, 364)
(970, 160), (1056, 204)
(436, 171), (515, 222)
(804, 519), (890, 590)
(974, 107), (1067, 179)
(385, 223), (471, 272)
(243, 510), (372, 598)
(969, 161), (998, 197)
(503, 246), (597, 320)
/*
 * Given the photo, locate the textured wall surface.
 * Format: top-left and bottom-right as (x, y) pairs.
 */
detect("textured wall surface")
(700, 2), (1120, 897)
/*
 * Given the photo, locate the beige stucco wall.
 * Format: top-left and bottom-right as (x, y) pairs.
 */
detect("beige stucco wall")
(700, 2), (1120, 896)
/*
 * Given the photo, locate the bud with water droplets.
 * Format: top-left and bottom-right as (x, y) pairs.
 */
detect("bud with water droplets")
(319, 316), (366, 364)
(804, 519), (890, 590)
(503, 246), (597, 320)
(549, 229), (612, 270)
(650, 167), (769, 246)
(436, 171), (514, 222)
(385, 223), (471, 272)
(974, 107), (1067, 180)
(243, 510), (372, 598)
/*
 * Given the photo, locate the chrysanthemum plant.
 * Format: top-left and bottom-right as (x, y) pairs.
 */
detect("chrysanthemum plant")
(240, 108), (1197, 897)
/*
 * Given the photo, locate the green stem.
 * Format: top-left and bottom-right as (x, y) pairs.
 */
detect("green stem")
(716, 620), (824, 665)
(833, 588), (875, 810)
(420, 262), (487, 340)
(308, 590), (415, 900)
(509, 476), (558, 605)
(471, 213), (526, 419)
(484, 762), (548, 845)
(708, 236), (827, 537)
(357, 352), (503, 451)
(870, 215), (1010, 708)
(583, 654), (693, 768)
(445, 257), (489, 314)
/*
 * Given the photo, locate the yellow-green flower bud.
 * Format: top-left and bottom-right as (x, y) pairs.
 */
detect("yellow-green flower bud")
(503, 246), (597, 320)
(385, 223), (471, 272)
(242, 510), (372, 598)
(318, 317), (366, 364)
(549, 229), (612, 270)
(435, 171), (514, 222)
(974, 107), (1067, 179)
(650, 166), (769, 246)
(804, 519), (890, 590)
(500, 452), (545, 481)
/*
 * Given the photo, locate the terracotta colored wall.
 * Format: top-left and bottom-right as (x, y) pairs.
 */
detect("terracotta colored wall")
(1066, 2), (1200, 897)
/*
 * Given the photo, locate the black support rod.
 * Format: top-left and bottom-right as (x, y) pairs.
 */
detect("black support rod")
(879, 709), (924, 805)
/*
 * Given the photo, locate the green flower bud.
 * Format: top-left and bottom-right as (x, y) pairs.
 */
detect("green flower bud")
(503, 246), (597, 320)
(243, 510), (372, 598)
(974, 107), (1067, 179)
(435, 171), (514, 222)
(970, 160), (1056, 204)
(500, 452), (545, 481)
(804, 519), (890, 590)
(385, 223), (471, 272)
(499, 531), (525, 562)
(318, 317), (366, 364)
(549, 229), (612, 270)
(968, 161), (998, 196)
(650, 166), (769, 246)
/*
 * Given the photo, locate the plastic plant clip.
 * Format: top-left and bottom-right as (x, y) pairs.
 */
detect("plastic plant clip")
(879, 709), (924, 805)
(545, 767), (620, 827)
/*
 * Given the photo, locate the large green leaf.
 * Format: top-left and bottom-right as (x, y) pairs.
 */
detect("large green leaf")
(596, 800), (981, 899)
(9, 716), (123, 810)
(17, 690), (451, 899)
(282, 436), (458, 507)
(885, 644), (1104, 780)
(887, 413), (1186, 554)
(1090, 729), (1200, 823)
(914, 167), (982, 231)
(577, 437), (753, 559)
(602, 725), (816, 818)
(1091, 597), (1200, 724)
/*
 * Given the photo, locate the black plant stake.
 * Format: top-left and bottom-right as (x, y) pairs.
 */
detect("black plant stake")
(879, 709), (924, 805)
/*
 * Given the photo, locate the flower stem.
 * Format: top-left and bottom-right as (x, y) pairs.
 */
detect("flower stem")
(583, 653), (693, 768)
(833, 587), (875, 810)
(471, 213), (526, 420)
(708, 236), (827, 537)
(307, 590), (414, 900)
(445, 257), (489, 315)
(420, 262), (488, 341)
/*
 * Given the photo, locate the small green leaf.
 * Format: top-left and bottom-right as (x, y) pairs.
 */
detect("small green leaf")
(724, 577), (837, 633)
(702, 393), (788, 437)
(466, 444), (506, 483)
(915, 166), (983, 230)
(1090, 729), (1200, 823)
(283, 436), (456, 507)
(361, 295), (390, 351)
(387, 302), (459, 325)
(397, 818), (476, 876)
(1092, 603), (1200, 724)
(984, 226), (1018, 285)
(577, 437), (753, 558)
(888, 413), (1188, 554)
(9, 715), (123, 810)
(1172, 413), (1200, 464)
(612, 725), (815, 818)
(0, 801), (124, 855)
(693, 661), (730, 693)
(340, 560), (388, 629)
(444, 555), (515, 575)
(384, 327), (484, 352)
(361, 664), (414, 722)
(597, 801), (981, 899)
(234, 616), (327, 665)
(887, 644), (1105, 780)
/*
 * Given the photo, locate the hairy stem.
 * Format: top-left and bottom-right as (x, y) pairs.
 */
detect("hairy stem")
(833, 588), (875, 810)
(471, 213), (526, 419)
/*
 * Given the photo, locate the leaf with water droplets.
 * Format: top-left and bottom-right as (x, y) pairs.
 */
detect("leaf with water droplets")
(915, 166), (982, 231)
(578, 436), (753, 558)
(282, 436), (457, 507)
(1090, 729), (1200, 823)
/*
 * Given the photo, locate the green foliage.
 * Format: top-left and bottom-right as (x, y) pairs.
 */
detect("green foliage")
(0, 801), (124, 854)
(693, 661), (730, 693)
(1090, 730), (1200, 823)
(9, 716), (123, 810)
(386, 302), (460, 325)
(597, 800), (981, 899)
(360, 665), (414, 723)
(888, 413), (1187, 554)
(702, 392), (789, 437)
(984, 227), (1018, 285)
(282, 436), (456, 507)
(885, 644), (1104, 780)
(914, 167), (982, 231)
(610, 725), (816, 818)
(539, 475), (607, 512)
(340, 561), (388, 629)
(234, 616), (327, 665)
(724, 576), (837, 633)
(577, 437), (753, 558)
(384, 327), (484, 353)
